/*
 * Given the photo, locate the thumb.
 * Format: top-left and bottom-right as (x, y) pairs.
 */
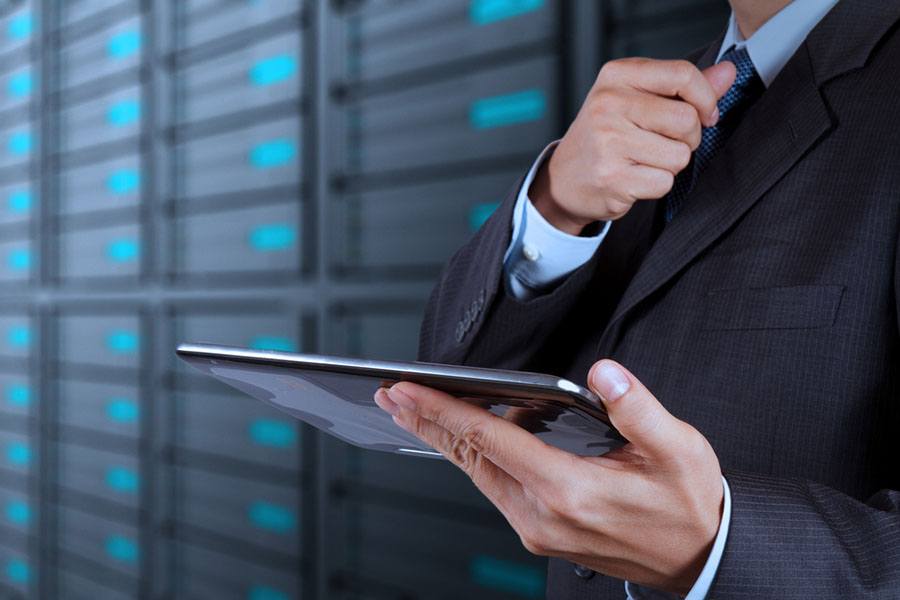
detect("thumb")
(702, 60), (737, 103)
(588, 359), (682, 458)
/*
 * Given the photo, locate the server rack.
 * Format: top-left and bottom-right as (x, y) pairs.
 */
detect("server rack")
(0, 1), (728, 598)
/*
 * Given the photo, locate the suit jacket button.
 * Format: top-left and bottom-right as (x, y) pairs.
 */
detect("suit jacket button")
(573, 564), (594, 580)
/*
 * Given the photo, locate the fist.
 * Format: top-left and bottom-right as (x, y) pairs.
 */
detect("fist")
(530, 57), (737, 234)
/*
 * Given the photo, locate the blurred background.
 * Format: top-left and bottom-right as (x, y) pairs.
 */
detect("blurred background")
(0, 0), (728, 598)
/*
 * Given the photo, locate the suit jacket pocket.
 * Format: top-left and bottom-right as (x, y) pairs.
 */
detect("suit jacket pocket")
(701, 285), (844, 331)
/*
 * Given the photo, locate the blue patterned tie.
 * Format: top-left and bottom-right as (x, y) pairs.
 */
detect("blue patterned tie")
(665, 46), (764, 222)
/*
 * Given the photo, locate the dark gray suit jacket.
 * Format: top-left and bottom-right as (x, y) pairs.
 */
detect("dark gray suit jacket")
(418, 1), (900, 597)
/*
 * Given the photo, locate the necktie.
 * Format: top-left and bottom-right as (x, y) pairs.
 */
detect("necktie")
(665, 46), (764, 222)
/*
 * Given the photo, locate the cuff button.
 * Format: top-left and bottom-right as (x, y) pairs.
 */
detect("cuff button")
(522, 244), (541, 262)
(573, 564), (594, 580)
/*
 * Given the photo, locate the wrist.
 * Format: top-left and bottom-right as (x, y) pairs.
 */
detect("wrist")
(528, 155), (593, 236)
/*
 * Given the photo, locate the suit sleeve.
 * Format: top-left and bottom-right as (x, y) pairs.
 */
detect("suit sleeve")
(417, 169), (656, 372)
(709, 227), (900, 598)
(710, 472), (900, 597)
(417, 174), (601, 370)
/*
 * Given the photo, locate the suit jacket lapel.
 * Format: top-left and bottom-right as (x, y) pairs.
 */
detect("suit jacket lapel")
(596, 0), (900, 355)
(694, 32), (723, 70)
(602, 43), (833, 338)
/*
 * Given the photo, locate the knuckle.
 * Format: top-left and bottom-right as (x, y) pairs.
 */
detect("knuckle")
(681, 425), (712, 462)
(599, 58), (627, 80)
(598, 57), (643, 85)
(593, 89), (620, 114)
(605, 197), (632, 220)
(588, 105), (613, 131)
(673, 143), (692, 171)
(594, 166), (612, 189)
(594, 166), (618, 194)
(672, 103), (700, 133)
(663, 169), (676, 188)
(448, 435), (480, 476)
(599, 128), (622, 151)
(459, 419), (490, 452)
(404, 413), (425, 437)
(448, 420), (491, 474)
(594, 154), (619, 183)
(519, 529), (549, 556)
(641, 180), (664, 201)
(645, 182), (671, 201)
(673, 60), (697, 84)
(630, 404), (665, 439)
(656, 170), (676, 195)
(687, 128), (702, 150)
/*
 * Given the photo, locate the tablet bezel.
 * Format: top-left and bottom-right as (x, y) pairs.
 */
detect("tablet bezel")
(175, 342), (611, 426)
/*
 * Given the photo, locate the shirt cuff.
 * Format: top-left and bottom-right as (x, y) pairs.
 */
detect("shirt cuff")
(624, 476), (732, 600)
(503, 141), (610, 300)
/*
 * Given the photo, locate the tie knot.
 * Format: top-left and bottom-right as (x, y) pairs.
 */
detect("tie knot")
(715, 46), (763, 121)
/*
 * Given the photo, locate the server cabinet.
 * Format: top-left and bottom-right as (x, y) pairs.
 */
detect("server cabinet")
(0, 0), (733, 597)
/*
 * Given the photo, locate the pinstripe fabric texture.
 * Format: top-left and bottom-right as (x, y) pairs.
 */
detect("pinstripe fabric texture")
(665, 47), (764, 222)
(418, 1), (900, 598)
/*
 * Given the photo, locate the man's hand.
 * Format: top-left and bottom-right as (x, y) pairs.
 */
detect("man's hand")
(373, 360), (724, 595)
(531, 58), (737, 234)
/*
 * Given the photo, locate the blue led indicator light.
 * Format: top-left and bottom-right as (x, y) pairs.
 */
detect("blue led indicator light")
(106, 238), (139, 263)
(105, 535), (138, 563)
(469, 89), (546, 129)
(106, 170), (140, 195)
(5, 384), (30, 408)
(106, 398), (139, 423)
(469, 202), (500, 231)
(7, 326), (29, 349)
(107, 100), (140, 126)
(106, 330), (139, 354)
(470, 0), (545, 25)
(249, 419), (296, 448)
(247, 501), (296, 533)
(249, 139), (296, 169)
(470, 555), (545, 598)
(5, 559), (29, 584)
(105, 467), (139, 493)
(107, 31), (140, 58)
(7, 132), (31, 156)
(5, 443), (30, 467)
(248, 586), (290, 600)
(8, 191), (31, 214)
(5, 501), (29, 526)
(249, 336), (296, 352)
(6, 248), (29, 272)
(7, 71), (31, 99)
(249, 223), (296, 252)
(7, 13), (32, 41)
(250, 55), (297, 86)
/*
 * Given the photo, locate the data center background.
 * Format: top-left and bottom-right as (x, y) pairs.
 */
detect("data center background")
(0, 0), (728, 598)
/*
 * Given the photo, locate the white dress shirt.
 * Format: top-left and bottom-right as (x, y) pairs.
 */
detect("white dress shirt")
(501, 1), (840, 597)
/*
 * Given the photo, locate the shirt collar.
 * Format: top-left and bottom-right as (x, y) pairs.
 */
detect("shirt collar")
(717, 0), (840, 87)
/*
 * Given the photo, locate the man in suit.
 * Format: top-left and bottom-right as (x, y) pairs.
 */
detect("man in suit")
(374, 0), (900, 597)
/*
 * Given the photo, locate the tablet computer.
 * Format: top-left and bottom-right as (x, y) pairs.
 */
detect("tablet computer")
(176, 343), (623, 459)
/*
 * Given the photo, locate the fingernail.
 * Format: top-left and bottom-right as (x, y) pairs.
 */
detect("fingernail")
(388, 385), (416, 410)
(374, 388), (400, 416)
(592, 362), (631, 402)
(710, 105), (719, 124)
